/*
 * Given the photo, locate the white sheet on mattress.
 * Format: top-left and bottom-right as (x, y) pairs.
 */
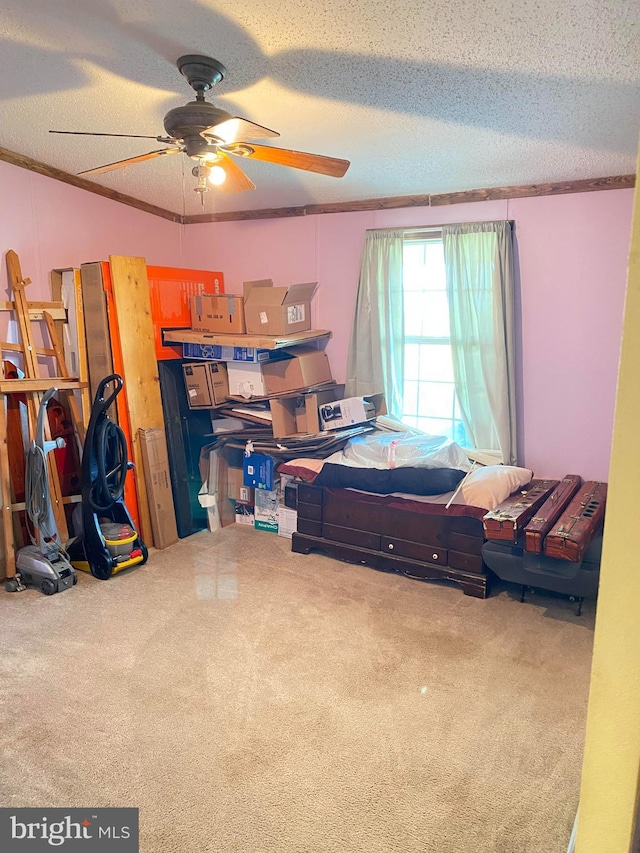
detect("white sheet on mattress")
(325, 432), (473, 471)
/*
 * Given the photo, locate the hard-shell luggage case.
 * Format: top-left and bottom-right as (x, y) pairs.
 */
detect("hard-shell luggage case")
(543, 481), (607, 562)
(483, 479), (558, 543)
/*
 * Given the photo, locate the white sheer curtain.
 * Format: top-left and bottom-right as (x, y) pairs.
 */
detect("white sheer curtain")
(442, 221), (517, 465)
(345, 229), (405, 417)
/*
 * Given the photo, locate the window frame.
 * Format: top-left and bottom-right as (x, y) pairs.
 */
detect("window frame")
(400, 229), (468, 443)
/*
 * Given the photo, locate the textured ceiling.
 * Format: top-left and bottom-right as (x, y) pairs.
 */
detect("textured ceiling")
(0, 0), (638, 217)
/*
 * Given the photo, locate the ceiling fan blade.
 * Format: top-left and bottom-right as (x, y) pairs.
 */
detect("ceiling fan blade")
(201, 117), (280, 144)
(213, 152), (256, 193)
(225, 143), (350, 177)
(78, 147), (182, 176)
(50, 130), (164, 140)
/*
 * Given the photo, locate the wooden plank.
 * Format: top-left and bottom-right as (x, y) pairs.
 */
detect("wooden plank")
(2, 342), (56, 357)
(0, 301), (67, 320)
(188, 206), (308, 223)
(184, 175), (636, 223)
(50, 268), (92, 426)
(6, 252), (39, 378)
(77, 263), (141, 532)
(80, 262), (117, 411)
(0, 378), (85, 393)
(430, 175), (636, 206)
(43, 311), (86, 445)
(164, 328), (332, 350)
(70, 269), (92, 426)
(99, 262), (141, 532)
(109, 255), (173, 547)
(12, 494), (82, 512)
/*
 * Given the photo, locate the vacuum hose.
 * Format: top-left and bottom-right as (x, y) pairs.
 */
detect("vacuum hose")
(89, 418), (129, 513)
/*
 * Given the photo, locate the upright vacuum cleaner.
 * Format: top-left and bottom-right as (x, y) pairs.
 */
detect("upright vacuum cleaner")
(68, 374), (147, 579)
(10, 387), (77, 594)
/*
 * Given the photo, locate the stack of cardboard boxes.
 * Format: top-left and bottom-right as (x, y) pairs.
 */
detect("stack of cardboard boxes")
(182, 279), (340, 432)
(181, 278), (385, 537)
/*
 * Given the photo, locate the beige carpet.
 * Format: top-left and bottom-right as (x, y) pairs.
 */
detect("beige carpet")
(0, 526), (594, 852)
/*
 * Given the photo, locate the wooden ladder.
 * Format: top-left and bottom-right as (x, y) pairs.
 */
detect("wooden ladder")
(0, 250), (87, 580)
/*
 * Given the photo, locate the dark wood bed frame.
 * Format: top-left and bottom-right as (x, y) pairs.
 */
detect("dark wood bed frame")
(291, 483), (489, 598)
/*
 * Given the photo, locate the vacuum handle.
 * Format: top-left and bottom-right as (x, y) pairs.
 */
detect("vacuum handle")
(95, 374), (123, 411)
(41, 387), (58, 406)
(36, 387), (58, 450)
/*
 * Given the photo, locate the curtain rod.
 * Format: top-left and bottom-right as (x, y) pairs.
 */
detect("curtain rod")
(366, 219), (514, 234)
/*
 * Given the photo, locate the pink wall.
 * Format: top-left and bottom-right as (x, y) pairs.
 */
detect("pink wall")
(183, 191), (634, 482)
(0, 160), (189, 303)
(510, 191), (633, 480)
(1, 158), (633, 481)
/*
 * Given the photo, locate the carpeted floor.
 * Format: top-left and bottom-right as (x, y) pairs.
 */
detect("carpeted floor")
(0, 526), (594, 852)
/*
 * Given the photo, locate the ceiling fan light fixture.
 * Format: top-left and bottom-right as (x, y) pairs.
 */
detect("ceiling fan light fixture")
(208, 165), (226, 186)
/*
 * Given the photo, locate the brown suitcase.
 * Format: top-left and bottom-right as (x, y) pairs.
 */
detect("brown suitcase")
(543, 481), (607, 561)
(483, 479), (559, 543)
(524, 474), (582, 553)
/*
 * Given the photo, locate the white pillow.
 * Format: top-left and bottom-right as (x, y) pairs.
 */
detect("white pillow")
(458, 465), (533, 511)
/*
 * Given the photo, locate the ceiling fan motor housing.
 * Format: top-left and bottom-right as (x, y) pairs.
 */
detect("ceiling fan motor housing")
(163, 101), (235, 153)
(166, 55), (233, 156)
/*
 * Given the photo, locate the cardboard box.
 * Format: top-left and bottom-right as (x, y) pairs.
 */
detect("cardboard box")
(243, 279), (318, 336)
(243, 453), (275, 490)
(227, 466), (255, 505)
(261, 347), (333, 396)
(235, 504), (255, 525)
(255, 487), (280, 533)
(183, 361), (228, 408)
(319, 393), (387, 430)
(191, 294), (245, 334)
(227, 361), (267, 398)
(277, 506), (298, 539)
(183, 342), (271, 362)
(270, 384), (345, 438)
(138, 427), (179, 549)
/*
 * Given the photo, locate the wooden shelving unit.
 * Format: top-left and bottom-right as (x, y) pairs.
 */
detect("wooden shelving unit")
(164, 328), (332, 350)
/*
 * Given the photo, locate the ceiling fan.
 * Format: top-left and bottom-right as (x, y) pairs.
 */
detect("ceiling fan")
(50, 55), (350, 201)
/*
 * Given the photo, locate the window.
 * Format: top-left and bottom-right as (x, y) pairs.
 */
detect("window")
(401, 232), (468, 445)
